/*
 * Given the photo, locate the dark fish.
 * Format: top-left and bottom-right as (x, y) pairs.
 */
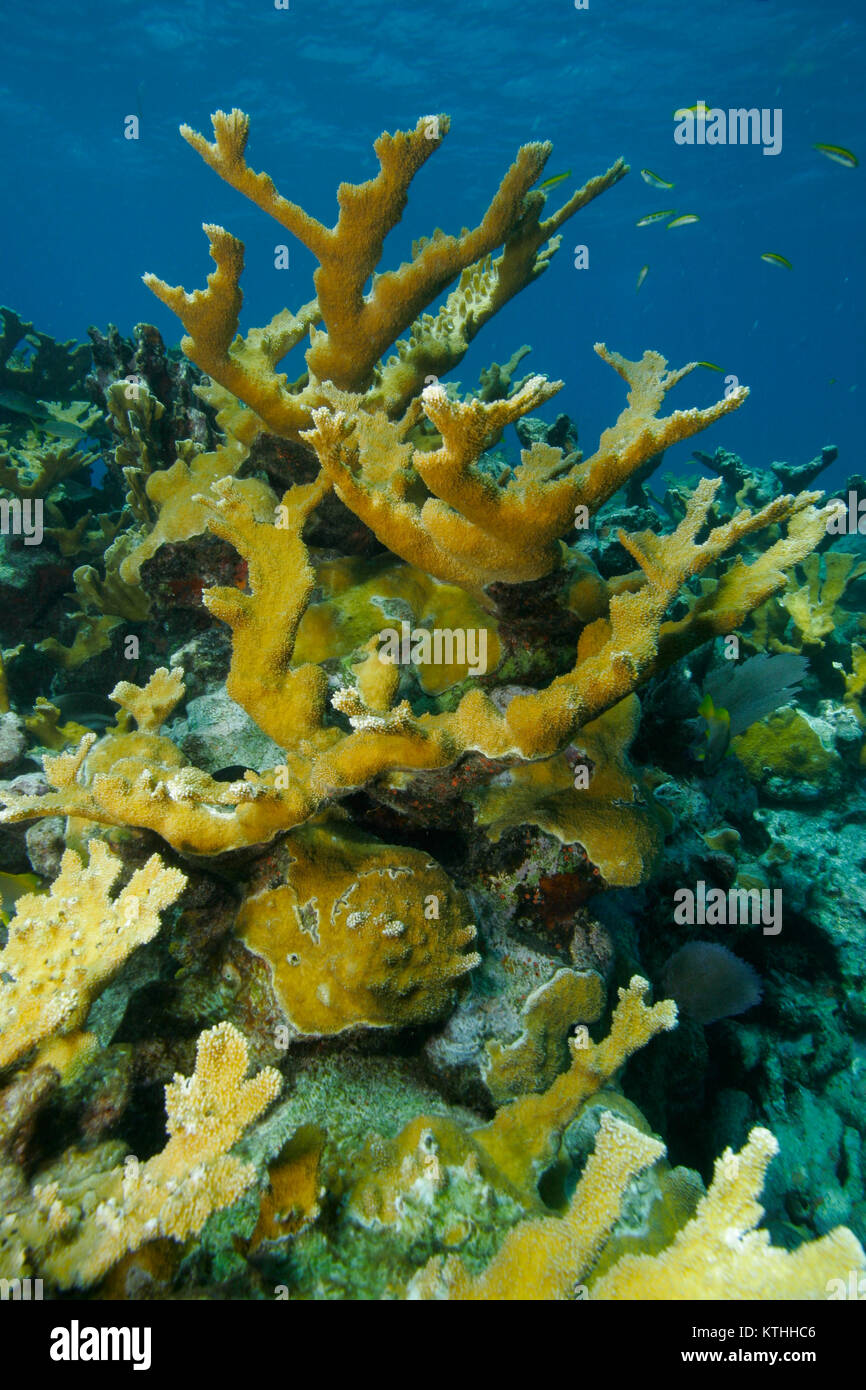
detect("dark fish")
(212, 765), (254, 782)
(51, 691), (118, 731)
(0, 387), (48, 418)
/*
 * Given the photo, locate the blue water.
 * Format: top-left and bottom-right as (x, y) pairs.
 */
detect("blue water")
(2, 0), (863, 483)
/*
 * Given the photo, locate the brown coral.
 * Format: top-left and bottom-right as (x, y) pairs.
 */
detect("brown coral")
(235, 820), (479, 1036)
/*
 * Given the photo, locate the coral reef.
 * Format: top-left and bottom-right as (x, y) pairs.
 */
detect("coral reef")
(1, 1022), (280, 1286)
(590, 1127), (863, 1300)
(0, 109), (862, 1302)
(411, 1118), (863, 1299)
(0, 840), (185, 1075)
(235, 819), (479, 1036)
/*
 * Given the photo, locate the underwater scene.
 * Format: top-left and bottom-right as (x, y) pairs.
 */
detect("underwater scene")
(1, 0), (865, 1318)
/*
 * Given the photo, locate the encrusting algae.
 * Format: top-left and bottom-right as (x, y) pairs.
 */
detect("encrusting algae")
(0, 109), (861, 1300)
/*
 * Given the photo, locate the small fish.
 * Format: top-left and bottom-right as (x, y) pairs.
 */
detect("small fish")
(694, 692), (731, 769)
(640, 169), (674, 189)
(38, 417), (87, 442)
(695, 361), (723, 371)
(667, 214), (700, 227)
(761, 252), (792, 270)
(51, 691), (118, 730)
(212, 765), (255, 783)
(813, 142), (858, 169)
(636, 264), (649, 291)
(636, 209), (676, 226)
(674, 102), (710, 120)
(0, 387), (48, 419)
(537, 170), (571, 191)
(0, 870), (45, 925)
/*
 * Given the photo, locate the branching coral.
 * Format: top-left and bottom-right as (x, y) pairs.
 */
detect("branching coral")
(302, 347), (750, 592)
(395, 978), (863, 1302)
(409, 1111), (665, 1299)
(0, 109), (826, 858)
(0, 437), (99, 500)
(843, 643), (866, 726)
(24, 698), (91, 751)
(777, 551), (866, 648)
(746, 551), (866, 653)
(303, 373), (573, 590)
(0, 101), (859, 1307)
(0, 473), (837, 856)
(36, 614), (123, 671)
(144, 110), (626, 433)
(591, 1127), (865, 1300)
(350, 977), (676, 1225)
(411, 1119), (865, 1300)
(1, 1022), (281, 1287)
(118, 379), (268, 585)
(0, 306), (89, 401)
(0, 839), (186, 1075)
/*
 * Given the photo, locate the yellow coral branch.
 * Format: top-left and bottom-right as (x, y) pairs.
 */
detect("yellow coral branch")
(144, 111), (625, 442)
(592, 1127), (866, 1299)
(0, 475), (837, 857)
(22, 1023), (281, 1288)
(412, 1112), (664, 1300)
(0, 841), (186, 1073)
(476, 976), (676, 1190)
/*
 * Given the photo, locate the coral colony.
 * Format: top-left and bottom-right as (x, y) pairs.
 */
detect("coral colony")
(0, 110), (865, 1299)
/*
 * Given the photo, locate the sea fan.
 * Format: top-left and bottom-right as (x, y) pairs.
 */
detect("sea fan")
(661, 941), (763, 1025)
(704, 651), (809, 738)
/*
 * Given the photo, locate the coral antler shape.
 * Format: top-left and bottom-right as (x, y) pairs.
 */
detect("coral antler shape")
(144, 110), (627, 438)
